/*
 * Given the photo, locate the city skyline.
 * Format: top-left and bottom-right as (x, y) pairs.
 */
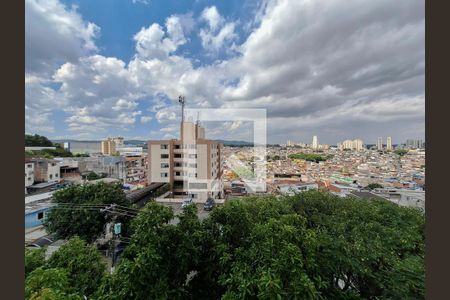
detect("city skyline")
(26, 0), (424, 144)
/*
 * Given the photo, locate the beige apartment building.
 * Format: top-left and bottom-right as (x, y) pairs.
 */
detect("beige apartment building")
(148, 121), (223, 201)
(101, 138), (116, 155)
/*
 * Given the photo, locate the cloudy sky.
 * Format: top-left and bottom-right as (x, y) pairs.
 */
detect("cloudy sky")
(25, 0), (424, 145)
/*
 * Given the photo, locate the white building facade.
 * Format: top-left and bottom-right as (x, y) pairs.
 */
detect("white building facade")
(25, 162), (35, 190)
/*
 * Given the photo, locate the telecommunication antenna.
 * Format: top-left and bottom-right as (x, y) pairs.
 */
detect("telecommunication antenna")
(178, 95), (185, 123)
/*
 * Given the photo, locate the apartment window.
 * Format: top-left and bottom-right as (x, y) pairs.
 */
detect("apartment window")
(27, 177), (31, 181)
(55, 173), (58, 177)
(161, 144), (168, 149)
(37, 212), (45, 220)
(175, 171), (181, 176)
(175, 144), (181, 149)
(174, 154), (182, 158)
(160, 172), (168, 178)
(188, 163), (197, 168)
(161, 154), (169, 159)
(49, 174), (53, 179)
(161, 163), (169, 168)
(188, 154), (197, 159)
(51, 163), (56, 166)
(27, 164), (32, 168)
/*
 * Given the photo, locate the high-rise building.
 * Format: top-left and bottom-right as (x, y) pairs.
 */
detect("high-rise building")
(386, 137), (392, 151)
(111, 137), (124, 148)
(101, 138), (116, 155)
(377, 137), (383, 150)
(147, 111), (223, 201)
(312, 135), (318, 149)
(339, 139), (363, 151)
(287, 140), (292, 147)
(353, 139), (363, 151)
(406, 139), (424, 149)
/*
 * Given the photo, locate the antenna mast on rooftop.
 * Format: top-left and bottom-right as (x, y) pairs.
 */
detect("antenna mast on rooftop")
(178, 95), (185, 123)
(196, 111), (200, 126)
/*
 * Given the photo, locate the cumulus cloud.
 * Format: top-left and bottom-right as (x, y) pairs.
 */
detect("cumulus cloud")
(25, 0), (99, 74)
(199, 6), (238, 52)
(134, 13), (194, 60)
(25, 0), (424, 143)
(140, 116), (153, 123)
(217, 0), (424, 143)
(155, 109), (177, 123)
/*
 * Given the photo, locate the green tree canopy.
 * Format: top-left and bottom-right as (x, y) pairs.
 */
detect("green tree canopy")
(365, 183), (383, 190)
(25, 134), (54, 147)
(25, 267), (83, 300)
(43, 182), (131, 242)
(85, 171), (102, 181)
(288, 153), (333, 163)
(394, 149), (409, 156)
(95, 191), (424, 299)
(46, 237), (107, 297)
(25, 248), (46, 277)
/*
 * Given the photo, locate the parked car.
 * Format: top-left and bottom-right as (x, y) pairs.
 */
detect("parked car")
(203, 197), (215, 211)
(181, 197), (193, 209)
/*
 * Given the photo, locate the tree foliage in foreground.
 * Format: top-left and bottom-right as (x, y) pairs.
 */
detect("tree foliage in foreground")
(25, 237), (106, 300)
(96, 190), (424, 299)
(47, 237), (107, 297)
(43, 182), (131, 243)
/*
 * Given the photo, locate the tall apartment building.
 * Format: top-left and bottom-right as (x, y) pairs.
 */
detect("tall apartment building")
(111, 137), (124, 148)
(312, 135), (318, 150)
(406, 139), (424, 149)
(339, 139), (364, 151)
(101, 138), (116, 155)
(147, 121), (223, 201)
(386, 137), (393, 151)
(377, 137), (383, 150)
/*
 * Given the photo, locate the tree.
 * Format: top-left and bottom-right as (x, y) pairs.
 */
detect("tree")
(92, 191), (424, 299)
(288, 153), (332, 163)
(366, 183), (383, 190)
(96, 202), (204, 299)
(394, 149), (408, 156)
(25, 248), (46, 277)
(86, 171), (102, 181)
(41, 190), (423, 299)
(25, 267), (83, 300)
(25, 134), (54, 147)
(46, 237), (106, 297)
(43, 182), (131, 243)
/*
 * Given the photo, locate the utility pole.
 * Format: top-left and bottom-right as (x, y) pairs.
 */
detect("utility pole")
(179, 95), (185, 123)
(101, 204), (118, 273)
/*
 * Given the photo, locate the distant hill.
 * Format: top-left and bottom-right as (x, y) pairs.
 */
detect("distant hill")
(215, 140), (254, 146)
(51, 139), (101, 143)
(124, 140), (147, 145)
